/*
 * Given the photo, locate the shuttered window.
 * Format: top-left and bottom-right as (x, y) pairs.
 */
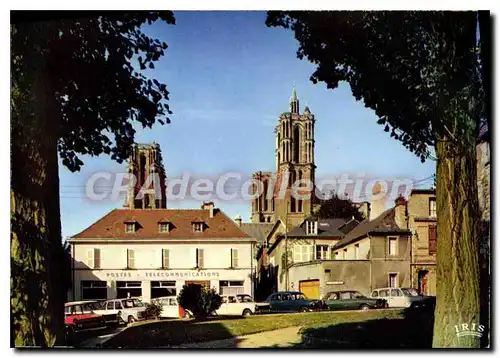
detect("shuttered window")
(197, 248), (204, 268)
(127, 249), (135, 269)
(231, 249), (239, 268)
(162, 249), (169, 269)
(429, 226), (437, 255)
(94, 248), (101, 269)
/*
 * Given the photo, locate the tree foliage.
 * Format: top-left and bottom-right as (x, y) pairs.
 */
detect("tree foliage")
(266, 11), (482, 162)
(316, 193), (365, 221)
(12, 12), (175, 172)
(266, 11), (485, 348)
(177, 284), (222, 320)
(11, 12), (175, 347)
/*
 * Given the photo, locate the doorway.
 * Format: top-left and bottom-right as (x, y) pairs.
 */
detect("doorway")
(417, 270), (429, 295)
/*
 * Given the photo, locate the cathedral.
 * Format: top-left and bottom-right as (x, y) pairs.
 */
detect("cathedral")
(124, 142), (168, 209)
(250, 88), (317, 228)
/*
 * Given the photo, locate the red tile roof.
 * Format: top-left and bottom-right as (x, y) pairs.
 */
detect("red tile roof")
(71, 208), (251, 240)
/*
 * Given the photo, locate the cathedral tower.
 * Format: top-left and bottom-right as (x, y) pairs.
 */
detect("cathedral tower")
(251, 88), (316, 227)
(124, 142), (167, 209)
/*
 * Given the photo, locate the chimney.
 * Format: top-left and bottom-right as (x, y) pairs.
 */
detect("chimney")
(394, 195), (408, 229)
(234, 215), (242, 226)
(201, 201), (215, 218)
(369, 183), (387, 221)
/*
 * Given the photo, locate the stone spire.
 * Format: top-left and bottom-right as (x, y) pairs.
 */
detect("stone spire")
(289, 84), (299, 114)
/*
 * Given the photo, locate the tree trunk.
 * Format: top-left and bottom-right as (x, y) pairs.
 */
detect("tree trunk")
(11, 21), (64, 347)
(432, 138), (481, 348)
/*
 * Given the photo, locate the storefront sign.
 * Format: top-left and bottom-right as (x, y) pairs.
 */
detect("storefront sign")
(104, 270), (221, 280)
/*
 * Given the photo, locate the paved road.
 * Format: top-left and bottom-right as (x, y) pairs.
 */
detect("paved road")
(166, 326), (303, 348)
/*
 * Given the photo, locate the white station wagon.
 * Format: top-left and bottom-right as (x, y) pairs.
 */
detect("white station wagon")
(93, 298), (147, 324)
(215, 294), (257, 316)
(152, 296), (193, 319)
(370, 287), (430, 308)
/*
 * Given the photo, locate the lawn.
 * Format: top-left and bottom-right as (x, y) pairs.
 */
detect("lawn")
(300, 307), (435, 348)
(100, 309), (405, 348)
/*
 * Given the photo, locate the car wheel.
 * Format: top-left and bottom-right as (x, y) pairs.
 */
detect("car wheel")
(128, 315), (136, 324)
(359, 304), (370, 311)
(242, 309), (252, 317)
(298, 306), (309, 313)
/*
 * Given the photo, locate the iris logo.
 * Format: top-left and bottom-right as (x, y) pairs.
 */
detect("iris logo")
(454, 323), (485, 338)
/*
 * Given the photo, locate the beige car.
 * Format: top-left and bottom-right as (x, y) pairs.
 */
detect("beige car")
(151, 296), (193, 319)
(370, 287), (428, 308)
(216, 294), (256, 316)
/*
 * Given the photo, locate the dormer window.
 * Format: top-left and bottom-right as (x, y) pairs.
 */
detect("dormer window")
(125, 222), (136, 233)
(306, 221), (318, 235)
(193, 222), (204, 233)
(159, 223), (169, 233)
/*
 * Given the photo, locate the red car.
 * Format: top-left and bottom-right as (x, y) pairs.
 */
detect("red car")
(64, 301), (107, 337)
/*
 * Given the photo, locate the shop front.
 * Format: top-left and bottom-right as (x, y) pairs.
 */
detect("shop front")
(72, 268), (252, 302)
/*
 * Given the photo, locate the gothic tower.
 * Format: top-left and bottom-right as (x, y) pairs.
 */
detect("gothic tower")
(124, 142), (167, 209)
(251, 88), (316, 227)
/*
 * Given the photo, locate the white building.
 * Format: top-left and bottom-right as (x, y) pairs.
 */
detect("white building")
(68, 202), (257, 302)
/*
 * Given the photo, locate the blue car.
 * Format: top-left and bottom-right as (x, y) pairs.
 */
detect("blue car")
(266, 291), (320, 313)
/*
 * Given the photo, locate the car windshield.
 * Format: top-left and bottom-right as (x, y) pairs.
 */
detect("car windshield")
(401, 288), (420, 296)
(132, 299), (145, 307)
(237, 295), (254, 302)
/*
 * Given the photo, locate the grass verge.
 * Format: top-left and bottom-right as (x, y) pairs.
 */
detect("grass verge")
(101, 309), (404, 348)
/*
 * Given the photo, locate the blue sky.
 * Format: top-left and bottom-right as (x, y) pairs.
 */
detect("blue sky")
(59, 11), (435, 239)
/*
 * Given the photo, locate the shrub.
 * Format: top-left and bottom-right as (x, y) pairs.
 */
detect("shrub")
(145, 300), (163, 319)
(177, 284), (222, 320)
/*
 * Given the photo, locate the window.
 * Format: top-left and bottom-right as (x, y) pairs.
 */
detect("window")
(293, 245), (313, 262)
(116, 281), (141, 299)
(316, 245), (329, 260)
(388, 237), (398, 256)
(339, 292), (351, 300)
(125, 223), (135, 233)
(220, 280), (244, 296)
(429, 198), (437, 217)
(379, 289), (390, 297)
(371, 291), (379, 298)
(162, 249), (170, 269)
(196, 248), (204, 268)
(81, 281), (107, 300)
(306, 221), (318, 235)
(193, 222), (203, 232)
(391, 289), (402, 297)
(428, 226), (437, 255)
(159, 223), (169, 233)
(86, 249), (101, 269)
(151, 281), (176, 299)
(389, 273), (398, 288)
(231, 249), (239, 268)
(326, 292), (338, 300)
(127, 249), (135, 269)
(333, 251), (339, 260)
(354, 244), (359, 259)
(343, 249), (347, 260)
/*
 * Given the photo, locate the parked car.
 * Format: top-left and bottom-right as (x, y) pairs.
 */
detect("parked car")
(265, 291), (320, 313)
(321, 290), (387, 311)
(216, 294), (257, 316)
(151, 296), (193, 319)
(93, 298), (147, 324)
(64, 301), (107, 341)
(370, 287), (434, 308)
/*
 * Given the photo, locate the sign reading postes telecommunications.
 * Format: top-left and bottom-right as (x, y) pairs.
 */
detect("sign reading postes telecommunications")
(105, 270), (221, 280)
